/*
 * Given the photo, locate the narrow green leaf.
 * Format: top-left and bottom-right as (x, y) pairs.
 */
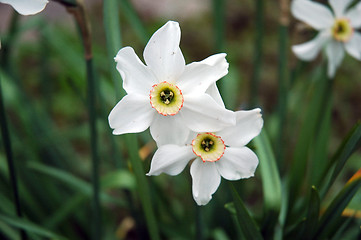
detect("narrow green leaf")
(276, 23), (289, 168)
(224, 202), (236, 215)
(320, 122), (361, 197)
(125, 134), (161, 240)
(101, 169), (136, 190)
(0, 214), (67, 240)
(0, 219), (20, 240)
(119, 0), (148, 44)
(249, 0), (264, 107)
(302, 186), (320, 239)
(315, 176), (361, 239)
(212, 0), (225, 52)
(309, 97), (331, 187)
(254, 131), (282, 212)
(27, 162), (127, 206)
(218, 66), (241, 110)
(103, 0), (123, 100)
(44, 194), (86, 229)
(288, 68), (331, 204)
(229, 183), (264, 240)
(254, 130), (282, 239)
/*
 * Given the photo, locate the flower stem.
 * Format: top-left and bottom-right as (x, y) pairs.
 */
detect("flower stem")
(212, 0), (225, 52)
(250, 0), (264, 107)
(103, 0), (122, 100)
(126, 135), (161, 240)
(65, 2), (101, 239)
(87, 58), (101, 240)
(276, 0), (290, 167)
(0, 73), (27, 240)
(195, 204), (204, 240)
(102, 2), (160, 239)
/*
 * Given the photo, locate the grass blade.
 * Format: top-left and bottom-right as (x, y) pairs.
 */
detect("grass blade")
(125, 134), (161, 240)
(249, 0), (264, 107)
(288, 67), (330, 206)
(302, 186), (320, 239)
(103, 0), (123, 100)
(320, 122), (361, 197)
(254, 131), (282, 212)
(27, 162), (127, 206)
(229, 183), (264, 240)
(119, 0), (148, 44)
(102, 2), (160, 238)
(0, 214), (67, 240)
(0, 69), (27, 240)
(315, 169), (361, 239)
(254, 130), (282, 238)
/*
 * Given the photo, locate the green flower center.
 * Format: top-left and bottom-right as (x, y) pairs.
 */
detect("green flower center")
(150, 81), (184, 116)
(332, 18), (353, 42)
(192, 133), (225, 162)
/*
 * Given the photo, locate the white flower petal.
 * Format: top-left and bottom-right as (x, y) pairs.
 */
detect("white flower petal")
(345, 31), (361, 60)
(329, 0), (353, 17)
(177, 53), (229, 94)
(346, 2), (361, 28)
(108, 94), (155, 135)
(147, 145), (194, 176)
(190, 158), (221, 206)
(218, 109), (263, 147)
(143, 21), (185, 82)
(291, 0), (334, 30)
(326, 40), (345, 78)
(216, 147), (259, 181)
(150, 114), (190, 147)
(206, 82), (225, 108)
(115, 47), (156, 95)
(180, 94), (236, 132)
(1, 0), (48, 15)
(292, 31), (331, 61)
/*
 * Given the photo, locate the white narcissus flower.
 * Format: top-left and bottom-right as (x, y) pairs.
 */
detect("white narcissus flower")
(147, 109), (263, 206)
(291, 0), (361, 77)
(0, 0), (48, 15)
(108, 21), (235, 145)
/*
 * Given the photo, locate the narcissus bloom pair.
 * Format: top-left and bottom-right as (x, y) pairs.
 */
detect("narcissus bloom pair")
(108, 21), (263, 205)
(0, 0), (48, 15)
(147, 109), (263, 205)
(292, 0), (361, 77)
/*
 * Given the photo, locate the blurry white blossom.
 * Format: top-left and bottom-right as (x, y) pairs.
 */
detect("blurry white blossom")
(292, 0), (361, 77)
(0, 0), (48, 15)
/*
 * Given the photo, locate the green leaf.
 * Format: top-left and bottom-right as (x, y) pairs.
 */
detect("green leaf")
(288, 68), (331, 203)
(101, 169), (136, 190)
(0, 214), (67, 240)
(309, 95), (332, 187)
(302, 186), (320, 239)
(254, 130), (282, 212)
(0, 219), (20, 240)
(315, 175), (361, 239)
(44, 194), (87, 229)
(229, 183), (264, 240)
(119, 0), (148, 44)
(224, 202), (236, 215)
(320, 122), (361, 197)
(27, 162), (127, 206)
(125, 134), (160, 240)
